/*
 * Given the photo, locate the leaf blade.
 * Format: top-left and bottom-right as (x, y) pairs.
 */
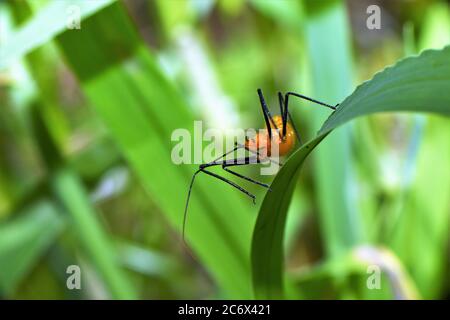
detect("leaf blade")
(56, 2), (254, 298)
(252, 45), (450, 298)
(0, 0), (116, 70)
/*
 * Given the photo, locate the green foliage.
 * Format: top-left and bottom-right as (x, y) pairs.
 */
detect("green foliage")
(0, 0), (115, 70)
(252, 46), (450, 298)
(55, 2), (254, 298)
(0, 0), (448, 300)
(0, 201), (64, 295)
(53, 168), (137, 299)
(304, 0), (362, 261)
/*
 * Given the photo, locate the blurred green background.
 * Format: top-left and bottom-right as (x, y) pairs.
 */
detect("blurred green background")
(0, 0), (449, 299)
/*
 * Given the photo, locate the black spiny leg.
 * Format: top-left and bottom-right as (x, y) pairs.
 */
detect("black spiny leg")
(183, 146), (250, 242)
(234, 142), (283, 167)
(199, 168), (257, 203)
(257, 88), (276, 139)
(285, 92), (338, 110)
(278, 92), (302, 144)
(184, 146), (271, 242)
(282, 91), (338, 137)
(222, 157), (270, 189)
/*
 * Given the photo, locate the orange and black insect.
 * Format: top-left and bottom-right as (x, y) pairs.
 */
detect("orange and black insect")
(182, 89), (338, 241)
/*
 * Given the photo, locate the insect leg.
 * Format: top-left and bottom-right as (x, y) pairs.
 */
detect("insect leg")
(278, 92), (302, 144)
(200, 156), (269, 189)
(281, 91), (337, 137)
(285, 91), (338, 111)
(183, 145), (244, 242)
(235, 142), (283, 166)
(200, 168), (256, 203)
(183, 164), (256, 243)
(183, 169), (201, 242)
(222, 157), (270, 189)
(257, 88), (276, 139)
(206, 145), (240, 165)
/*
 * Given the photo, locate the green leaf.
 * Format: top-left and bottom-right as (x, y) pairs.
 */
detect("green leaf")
(389, 116), (450, 298)
(304, 0), (362, 260)
(252, 136), (327, 299)
(0, 0), (115, 70)
(389, 4), (450, 299)
(53, 168), (137, 299)
(0, 200), (65, 295)
(55, 2), (254, 298)
(252, 45), (450, 298)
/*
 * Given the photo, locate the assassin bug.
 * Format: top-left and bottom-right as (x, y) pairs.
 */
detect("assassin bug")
(182, 89), (338, 241)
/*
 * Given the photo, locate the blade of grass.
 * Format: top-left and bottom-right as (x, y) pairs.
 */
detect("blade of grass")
(390, 116), (450, 298)
(389, 3), (450, 298)
(55, 2), (254, 298)
(52, 168), (137, 299)
(0, 0), (115, 70)
(8, 0), (137, 299)
(0, 200), (65, 296)
(304, 0), (363, 260)
(292, 245), (419, 299)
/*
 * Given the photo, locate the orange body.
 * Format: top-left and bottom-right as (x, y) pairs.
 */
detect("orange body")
(245, 115), (296, 157)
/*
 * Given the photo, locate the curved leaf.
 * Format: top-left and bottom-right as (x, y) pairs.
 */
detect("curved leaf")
(251, 45), (450, 298)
